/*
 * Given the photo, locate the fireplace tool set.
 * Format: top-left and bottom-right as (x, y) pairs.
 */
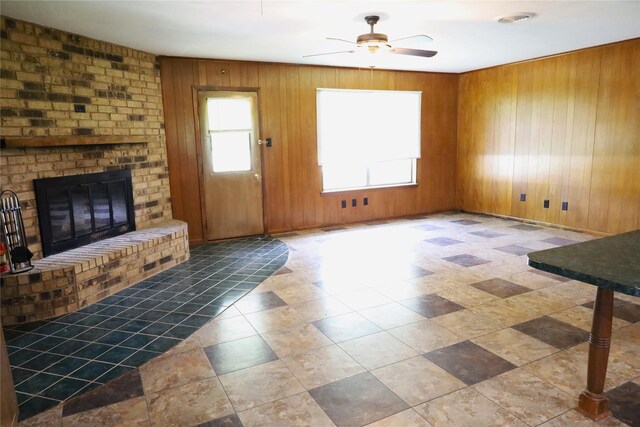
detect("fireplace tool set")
(0, 190), (34, 273)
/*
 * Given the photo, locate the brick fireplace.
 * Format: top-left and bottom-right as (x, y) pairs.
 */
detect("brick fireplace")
(0, 17), (189, 324)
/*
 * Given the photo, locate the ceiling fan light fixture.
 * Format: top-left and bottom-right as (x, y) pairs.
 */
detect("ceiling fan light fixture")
(497, 13), (537, 24)
(304, 14), (437, 59)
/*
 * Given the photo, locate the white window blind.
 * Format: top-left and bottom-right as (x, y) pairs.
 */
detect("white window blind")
(316, 88), (422, 191)
(206, 98), (253, 172)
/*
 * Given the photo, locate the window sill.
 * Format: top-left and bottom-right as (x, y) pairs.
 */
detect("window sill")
(321, 183), (418, 195)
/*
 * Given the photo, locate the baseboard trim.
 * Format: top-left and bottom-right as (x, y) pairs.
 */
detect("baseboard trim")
(460, 210), (610, 237)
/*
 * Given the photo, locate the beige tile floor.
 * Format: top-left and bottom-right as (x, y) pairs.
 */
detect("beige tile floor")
(18, 212), (640, 427)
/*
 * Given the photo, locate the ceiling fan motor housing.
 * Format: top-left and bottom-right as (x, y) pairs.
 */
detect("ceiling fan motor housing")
(358, 15), (388, 46)
(357, 32), (389, 45)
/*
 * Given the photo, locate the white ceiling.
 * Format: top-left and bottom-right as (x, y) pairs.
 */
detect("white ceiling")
(2, 1), (639, 73)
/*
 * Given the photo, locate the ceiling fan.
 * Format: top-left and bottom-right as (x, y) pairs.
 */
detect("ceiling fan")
(305, 15), (437, 59)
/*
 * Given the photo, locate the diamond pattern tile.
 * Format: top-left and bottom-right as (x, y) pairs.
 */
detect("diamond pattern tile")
(7, 213), (637, 427)
(424, 341), (516, 385)
(542, 237), (579, 246)
(234, 291), (288, 314)
(512, 316), (590, 349)
(509, 224), (543, 231)
(203, 335), (278, 375)
(471, 278), (531, 298)
(425, 237), (463, 246)
(309, 372), (408, 426)
(583, 298), (640, 323)
(469, 230), (506, 239)
(494, 244), (535, 256)
(443, 254), (492, 267)
(312, 313), (381, 343)
(451, 219), (482, 226)
(399, 294), (464, 318)
(607, 381), (640, 427)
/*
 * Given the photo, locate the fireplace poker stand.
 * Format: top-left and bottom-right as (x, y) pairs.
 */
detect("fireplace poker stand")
(0, 190), (34, 273)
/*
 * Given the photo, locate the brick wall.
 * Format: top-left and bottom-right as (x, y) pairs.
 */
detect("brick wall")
(0, 16), (173, 259)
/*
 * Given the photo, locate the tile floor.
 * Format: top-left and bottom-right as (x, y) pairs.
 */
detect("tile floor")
(13, 212), (640, 426)
(4, 236), (288, 420)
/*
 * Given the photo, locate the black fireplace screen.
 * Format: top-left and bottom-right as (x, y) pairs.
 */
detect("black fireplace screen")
(34, 170), (136, 257)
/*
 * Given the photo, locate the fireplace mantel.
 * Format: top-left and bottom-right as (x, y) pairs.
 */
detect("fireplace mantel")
(1, 135), (158, 148)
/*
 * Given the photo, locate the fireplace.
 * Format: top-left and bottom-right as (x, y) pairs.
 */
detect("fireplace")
(34, 170), (136, 257)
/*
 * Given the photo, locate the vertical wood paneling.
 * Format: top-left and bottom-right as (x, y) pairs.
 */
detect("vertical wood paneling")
(422, 73), (458, 212)
(258, 63), (285, 232)
(511, 62), (533, 220)
(547, 56), (569, 226)
(297, 67), (316, 227)
(496, 65), (517, 216)
(566, 49), (600, 230)
(557, 54), (577, 228)
(531, 58), (554, 222)
(458, 38), (640, 235)
(179, 60), (204, 239)
(590, 41), (640, 233)
(160, 59), (181, 218)
(161, 58), (459, 241)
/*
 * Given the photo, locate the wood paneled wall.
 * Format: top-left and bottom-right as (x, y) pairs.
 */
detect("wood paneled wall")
(457, 39), (640, 235)
(160, 58), (459, 242)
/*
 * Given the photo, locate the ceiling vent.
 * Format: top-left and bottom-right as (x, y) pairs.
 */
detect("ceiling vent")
(497, 13), (536, 24)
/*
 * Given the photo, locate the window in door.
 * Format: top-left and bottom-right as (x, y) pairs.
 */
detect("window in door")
(206, 97), (253, 172)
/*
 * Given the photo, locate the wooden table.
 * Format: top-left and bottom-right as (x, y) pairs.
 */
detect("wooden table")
(527, 230), (640, 421)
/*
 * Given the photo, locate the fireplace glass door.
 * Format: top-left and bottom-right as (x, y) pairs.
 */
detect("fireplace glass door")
(34, 170), (136, 257)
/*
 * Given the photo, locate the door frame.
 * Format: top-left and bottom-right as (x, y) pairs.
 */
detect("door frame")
(192, 86), (268, 241)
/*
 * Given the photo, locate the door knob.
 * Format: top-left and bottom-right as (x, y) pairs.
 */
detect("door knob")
(253, 173), (261, 182)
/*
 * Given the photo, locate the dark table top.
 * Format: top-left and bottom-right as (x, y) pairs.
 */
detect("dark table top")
(527, 230), (640, 297)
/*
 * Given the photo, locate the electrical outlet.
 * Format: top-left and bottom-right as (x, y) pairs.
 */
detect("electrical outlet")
(363, 197), (368, 206)
(562, 201), (568, 211)
(520, 193), (526, 202)
(341, 200), (346, 208)
(544, 200), (550, 209)
(352, 199), (357, 207)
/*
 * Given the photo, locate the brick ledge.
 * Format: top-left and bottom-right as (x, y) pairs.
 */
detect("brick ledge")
(1, 220), (190, 325)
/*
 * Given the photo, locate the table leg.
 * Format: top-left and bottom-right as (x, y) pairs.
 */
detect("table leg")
(577, 287), (614, 420)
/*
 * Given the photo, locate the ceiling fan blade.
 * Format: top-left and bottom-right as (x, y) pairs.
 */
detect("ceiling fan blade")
(303, 50), (354, 58)
(390, 47), (438, 58)
(326, 37), (356, 45)
(389, 34), (433, 45)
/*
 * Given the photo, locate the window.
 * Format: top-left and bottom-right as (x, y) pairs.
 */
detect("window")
(206, 97), (253, 172)
(317, 89), (421, 192)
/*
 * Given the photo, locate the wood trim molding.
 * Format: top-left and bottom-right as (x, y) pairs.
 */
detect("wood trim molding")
(1, 135), (157, 148)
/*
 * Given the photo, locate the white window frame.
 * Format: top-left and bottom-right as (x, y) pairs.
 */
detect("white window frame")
(316, 88), (422, 192)
(205, 97), (254, 173)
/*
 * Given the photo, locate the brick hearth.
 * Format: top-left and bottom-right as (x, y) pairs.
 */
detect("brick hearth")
(1, 220), (189, 325)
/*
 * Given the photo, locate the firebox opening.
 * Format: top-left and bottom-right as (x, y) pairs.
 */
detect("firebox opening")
(34, 170), (136, 257)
